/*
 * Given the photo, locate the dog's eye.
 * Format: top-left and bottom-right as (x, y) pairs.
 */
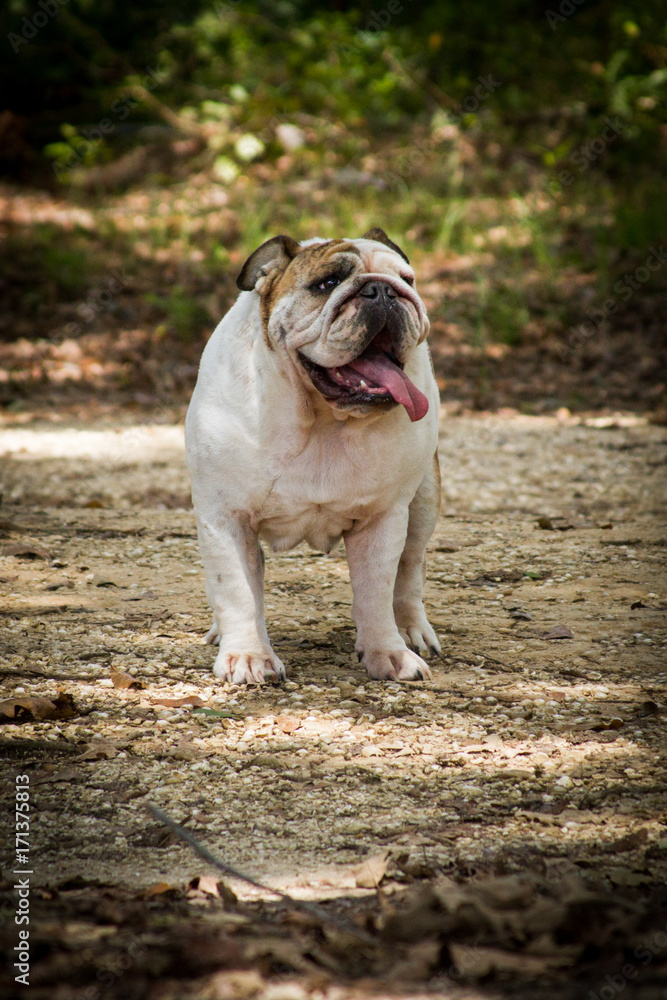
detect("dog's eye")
(313, 275), (342, 292)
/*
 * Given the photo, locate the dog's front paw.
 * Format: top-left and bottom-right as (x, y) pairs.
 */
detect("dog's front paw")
(394, 605), (441, 657)
(213, 648), (286, 684)
(360, 647), (431, 682)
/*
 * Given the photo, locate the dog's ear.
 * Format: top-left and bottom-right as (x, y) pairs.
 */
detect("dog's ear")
(361, 227), (410, 265)
(236, 235), (302, 291)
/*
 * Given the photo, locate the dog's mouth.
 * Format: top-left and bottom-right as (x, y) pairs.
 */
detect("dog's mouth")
(299, 330), (429, 423)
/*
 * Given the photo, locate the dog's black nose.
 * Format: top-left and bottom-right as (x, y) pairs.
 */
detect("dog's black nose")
(359, 281), (397, 301)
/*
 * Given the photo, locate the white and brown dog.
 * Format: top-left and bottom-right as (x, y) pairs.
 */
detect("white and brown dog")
(185, 229), (441, 684)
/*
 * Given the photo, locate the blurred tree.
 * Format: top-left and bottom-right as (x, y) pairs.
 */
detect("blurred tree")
(0, 0), (664, 175)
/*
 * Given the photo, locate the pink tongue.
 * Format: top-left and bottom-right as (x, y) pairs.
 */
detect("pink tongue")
(346, 353), (429, 422)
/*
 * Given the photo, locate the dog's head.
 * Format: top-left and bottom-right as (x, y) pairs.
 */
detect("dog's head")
(236, 229), (430, 422)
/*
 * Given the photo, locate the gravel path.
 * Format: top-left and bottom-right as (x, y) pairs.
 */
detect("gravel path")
(1, 408), (666, 997)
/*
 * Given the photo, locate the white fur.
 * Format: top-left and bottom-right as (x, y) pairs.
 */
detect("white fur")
(185, 237), (441, 683)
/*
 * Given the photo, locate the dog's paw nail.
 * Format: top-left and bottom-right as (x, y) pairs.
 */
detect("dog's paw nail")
(415, 668), (423, 680)
(428, 644), (440, 657)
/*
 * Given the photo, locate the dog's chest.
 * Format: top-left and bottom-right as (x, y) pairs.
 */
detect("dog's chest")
(253, 425), (397, 552)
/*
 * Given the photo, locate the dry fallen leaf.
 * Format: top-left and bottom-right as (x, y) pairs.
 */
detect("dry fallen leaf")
(608, 828), (649, 853)
(169, 742), (203, 762)
(35, 766), (79, 783)
(2, 542), (50, 560)
(275, 715), (301, 734)
(192, 875), (221, 896)
(542, 625), (574, 640)
(0, 691), (76, 722)
(110, 666), (144, 690)
(188, 875), (238, 905)
(76, 740), (120, 761)
(576, 716), (625, 732)
(355, 849), (389, 888)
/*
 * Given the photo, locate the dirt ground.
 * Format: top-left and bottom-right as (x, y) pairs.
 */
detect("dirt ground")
(1, 405), (666, 999)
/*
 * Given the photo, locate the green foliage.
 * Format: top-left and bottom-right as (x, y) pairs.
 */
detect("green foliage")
(0, 225), (94, 301)
(145, 287), (210, 341)
(44, 124), (110, 183)
(1, 1), (664, 173)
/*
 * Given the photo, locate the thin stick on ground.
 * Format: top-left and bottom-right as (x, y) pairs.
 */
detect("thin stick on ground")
(146, 803), (377, 944)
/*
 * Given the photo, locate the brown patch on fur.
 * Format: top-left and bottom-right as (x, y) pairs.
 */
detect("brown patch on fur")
(258, 240), (362, 344)
(266, 241), (360, 307)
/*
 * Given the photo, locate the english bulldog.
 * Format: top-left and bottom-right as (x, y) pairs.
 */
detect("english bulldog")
(185, 228), (441, 684)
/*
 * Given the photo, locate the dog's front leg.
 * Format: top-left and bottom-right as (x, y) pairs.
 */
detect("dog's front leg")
(344, 507), (431, 681)
(196, 512), (285, 684)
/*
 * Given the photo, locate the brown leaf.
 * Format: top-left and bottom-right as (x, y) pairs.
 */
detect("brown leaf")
(44, 579), (74, 591)
(542, 625), (574, 640)
(110, 666), (144, 690)
(151, 695), (204, 708)
(76, 740), (120, 761)
(636, 700), (660, 717)
(607, 828), (649, 853)
(0, 574), (19, 583)
(35, 766), (79, 783)
(2, 542), (50, 560)
(0, 691), (76, 723)
(275, 715), (301, 734)
(169, 742), (202, 762)
(536, 516), (573, 531)
(188, 875), (237, 905)
(355, 849), (389, 888)
(590, 716), (624, 731)
(200, 875), (222, 896)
